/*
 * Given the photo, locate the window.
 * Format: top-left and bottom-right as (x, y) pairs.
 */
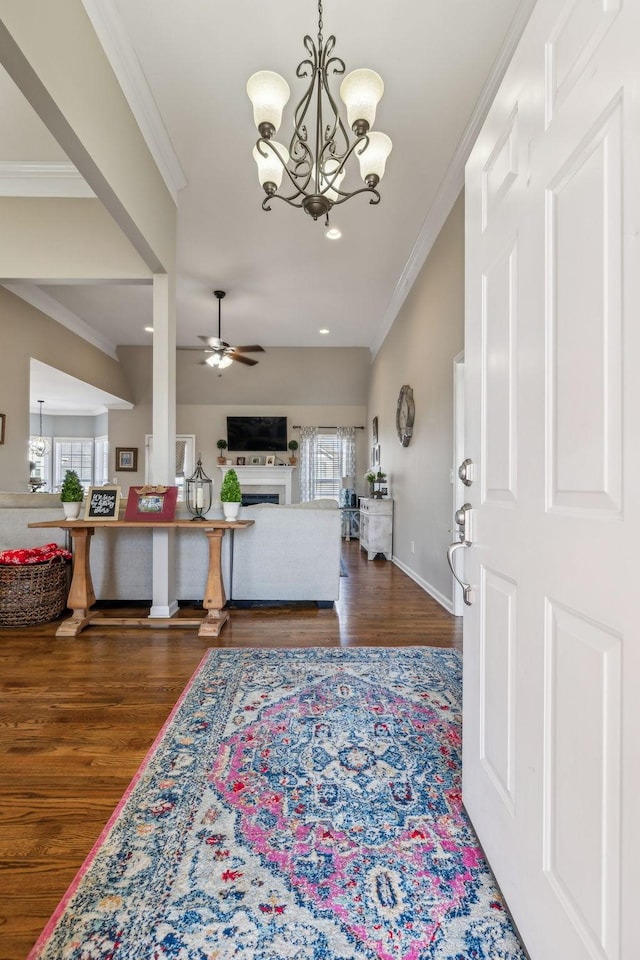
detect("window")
(313, 433), (342, 501)
(53, 438), (94, 492)
(29, 447), (52, 490)
(94, 436), (110, 486)
(300, 428), (356, 502)
(145, 435), (195, 500)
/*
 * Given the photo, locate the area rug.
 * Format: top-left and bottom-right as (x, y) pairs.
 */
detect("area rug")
(29, 647), (526, 960)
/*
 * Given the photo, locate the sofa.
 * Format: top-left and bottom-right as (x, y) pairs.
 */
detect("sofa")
(0, 493), (341, 607)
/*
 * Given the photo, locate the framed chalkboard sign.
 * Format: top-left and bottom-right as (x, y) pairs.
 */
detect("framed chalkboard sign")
(84, 486), (122, 521)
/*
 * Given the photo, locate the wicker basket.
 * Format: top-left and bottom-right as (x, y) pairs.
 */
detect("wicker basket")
(0, 558), (69, 627)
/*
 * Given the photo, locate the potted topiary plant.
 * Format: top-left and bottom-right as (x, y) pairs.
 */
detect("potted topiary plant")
(219, 467), (242, 520)
(364, 470), (376, 497)
(373, 470), (387, 499)
(60, 469), (84, 520)
(216, 438), (228, 464)
(288, 439), (299, 464)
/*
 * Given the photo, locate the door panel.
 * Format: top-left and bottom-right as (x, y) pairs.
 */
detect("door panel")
(463, 0), (636, 957)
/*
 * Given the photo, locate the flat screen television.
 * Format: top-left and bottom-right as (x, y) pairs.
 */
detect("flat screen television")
(226, 416), (288, 452)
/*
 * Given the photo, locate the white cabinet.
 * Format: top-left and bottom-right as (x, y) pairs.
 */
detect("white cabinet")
(359, 498), (393, 560)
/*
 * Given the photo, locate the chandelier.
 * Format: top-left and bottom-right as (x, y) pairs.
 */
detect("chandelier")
(247, 0), (392, 223)
(29, 400), (51, 459)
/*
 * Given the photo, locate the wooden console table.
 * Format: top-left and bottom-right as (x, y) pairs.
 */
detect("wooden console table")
(28, 518), (254, 639)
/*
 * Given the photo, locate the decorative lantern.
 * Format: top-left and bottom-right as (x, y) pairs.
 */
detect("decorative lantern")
(185, 454), (213, 520)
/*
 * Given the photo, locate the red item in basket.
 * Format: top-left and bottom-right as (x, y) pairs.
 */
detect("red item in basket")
(0, 542), (72, 565)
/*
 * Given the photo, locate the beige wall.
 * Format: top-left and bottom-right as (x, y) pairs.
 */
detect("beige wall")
(0, 287), (132, 492)
(109, 403), (368, 504)
(110, 345), (370, 499)
(368, 192), (464, 611)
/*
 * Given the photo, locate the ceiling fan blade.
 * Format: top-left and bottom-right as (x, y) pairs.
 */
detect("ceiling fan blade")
(232, 345), (265, 353)
(198, 335), (228, 349)
(230, 353), (259, 366)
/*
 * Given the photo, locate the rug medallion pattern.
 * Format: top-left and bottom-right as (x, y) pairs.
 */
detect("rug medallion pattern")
(30, 647), (527, 959)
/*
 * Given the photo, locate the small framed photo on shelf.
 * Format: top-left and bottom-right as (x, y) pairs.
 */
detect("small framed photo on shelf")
(265, 455), (276, 466)
(236, 456), (246, 466)
(115, 447), (138, 472)
(84, 485), (121, 521)
(124, 485), (178, 522)
(251, 456), (262, 465)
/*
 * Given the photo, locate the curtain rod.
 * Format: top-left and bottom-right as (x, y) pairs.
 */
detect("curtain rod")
(291, 425), (365, 430)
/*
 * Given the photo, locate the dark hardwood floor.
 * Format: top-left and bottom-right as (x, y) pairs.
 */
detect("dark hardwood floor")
(0, 540), (461, 959)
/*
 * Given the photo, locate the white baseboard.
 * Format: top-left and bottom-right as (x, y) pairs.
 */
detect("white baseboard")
(392, 556), (457, 616)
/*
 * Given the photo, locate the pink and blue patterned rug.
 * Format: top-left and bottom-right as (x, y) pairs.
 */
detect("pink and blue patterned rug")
(29, 647), (527, 959)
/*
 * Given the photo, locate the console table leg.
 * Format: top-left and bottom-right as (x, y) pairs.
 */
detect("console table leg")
(56, 526), (97, 637)
(199, 528), (229, 637)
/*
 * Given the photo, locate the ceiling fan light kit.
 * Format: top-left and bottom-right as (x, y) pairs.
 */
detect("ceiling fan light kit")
(247, 0), (392, 223)
(199, 290), (265, 370)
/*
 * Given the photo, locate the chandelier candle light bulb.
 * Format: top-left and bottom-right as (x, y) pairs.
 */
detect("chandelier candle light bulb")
(246, 0), (392, 223)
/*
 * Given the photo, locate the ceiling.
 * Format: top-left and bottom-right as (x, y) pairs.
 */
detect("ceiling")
(2, 0), (534, 408)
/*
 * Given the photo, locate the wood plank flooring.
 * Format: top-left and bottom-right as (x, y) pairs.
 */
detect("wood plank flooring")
(0, 540), (461, 959)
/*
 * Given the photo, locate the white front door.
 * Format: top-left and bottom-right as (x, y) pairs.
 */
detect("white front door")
(463, 1), (638, 958)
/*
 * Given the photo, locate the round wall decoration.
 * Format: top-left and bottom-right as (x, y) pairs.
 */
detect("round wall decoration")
(396, 384), (415, 446)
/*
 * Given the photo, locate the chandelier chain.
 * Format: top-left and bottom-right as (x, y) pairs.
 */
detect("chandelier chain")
(317, 0), (323, 48)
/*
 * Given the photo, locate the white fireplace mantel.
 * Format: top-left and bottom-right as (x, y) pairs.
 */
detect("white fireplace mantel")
(218, 464), (295, 504)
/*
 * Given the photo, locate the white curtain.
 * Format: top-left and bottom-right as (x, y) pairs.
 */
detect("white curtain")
(337, 426), (356, 481)
(299, 426), (318, 502)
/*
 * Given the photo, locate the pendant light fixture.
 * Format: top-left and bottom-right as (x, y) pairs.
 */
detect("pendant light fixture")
(247, 0), (392, 223)
(29, 400), (51, 458)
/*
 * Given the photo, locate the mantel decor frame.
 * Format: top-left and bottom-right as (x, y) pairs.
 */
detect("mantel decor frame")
(124, 485), (178, 522)
(116, 447), (138, 472)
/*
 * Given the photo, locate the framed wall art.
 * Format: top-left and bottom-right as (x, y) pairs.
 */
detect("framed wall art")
(0, 413), (5, 445)
(116, 447), (138, 472)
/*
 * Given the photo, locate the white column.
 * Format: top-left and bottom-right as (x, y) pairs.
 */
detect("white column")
(150, 272), (178, 618)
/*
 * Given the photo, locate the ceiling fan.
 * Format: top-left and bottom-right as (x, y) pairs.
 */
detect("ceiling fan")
(199, 290), (265, 368)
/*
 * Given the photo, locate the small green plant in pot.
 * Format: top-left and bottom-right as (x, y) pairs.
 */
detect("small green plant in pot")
(364, 470), (376, 497)
(60, 469), (84, 520)
(216, 438), (228, 464)
(220, 468), (242, 520)
(288, 439), (299, 464)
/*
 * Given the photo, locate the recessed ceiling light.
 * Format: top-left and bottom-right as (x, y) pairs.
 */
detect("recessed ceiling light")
(326, 227), (342, 240)
(319, 328), (330, 335)
(144, 326), (154, 333)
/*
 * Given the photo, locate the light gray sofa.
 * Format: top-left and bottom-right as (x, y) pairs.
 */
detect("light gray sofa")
(0, 493), (341, 607)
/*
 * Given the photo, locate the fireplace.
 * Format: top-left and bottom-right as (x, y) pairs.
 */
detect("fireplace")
(242, 493), (279, 506)
(218, 465), (295, 504)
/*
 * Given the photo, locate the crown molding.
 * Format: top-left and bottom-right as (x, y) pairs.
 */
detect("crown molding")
(0, 161), (95, 197)
(3, 281), (119, 358)
(81, 0), (187, 203)
(370, 0), (537, 357)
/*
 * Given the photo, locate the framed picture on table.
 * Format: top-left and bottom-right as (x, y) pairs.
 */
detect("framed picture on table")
(265, 455), (275, 466)
(84, 485), (121, 520)
(124, 485), (178, 521)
